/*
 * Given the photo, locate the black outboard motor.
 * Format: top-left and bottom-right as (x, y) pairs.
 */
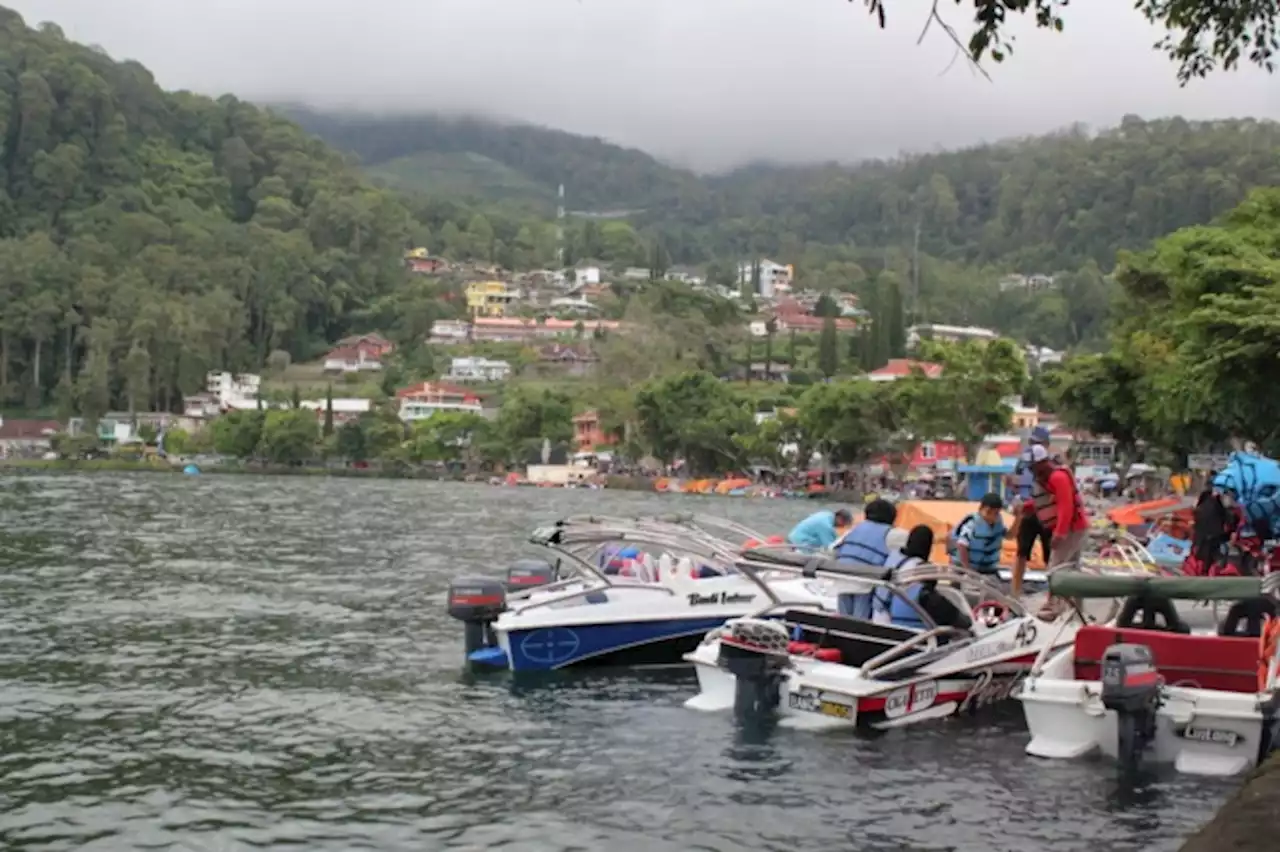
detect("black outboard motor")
(717, 621), (790, 720)
(1101, 643), (1162, 772)
(505, 558), (557, 592)
(447, 575), (507, 658)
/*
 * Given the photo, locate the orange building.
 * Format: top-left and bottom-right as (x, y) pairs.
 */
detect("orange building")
(572, 410), (616, 451)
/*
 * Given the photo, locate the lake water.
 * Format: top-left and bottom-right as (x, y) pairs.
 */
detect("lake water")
(0, 474), (1235, 851)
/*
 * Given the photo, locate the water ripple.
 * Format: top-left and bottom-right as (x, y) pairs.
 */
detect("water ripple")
(0, 473), (1233, 851)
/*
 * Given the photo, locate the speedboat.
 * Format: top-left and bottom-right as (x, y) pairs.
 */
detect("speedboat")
(445, 514), (842, 672)
(684, 557), (1083, 730)
(1016, 571), (1280, 776)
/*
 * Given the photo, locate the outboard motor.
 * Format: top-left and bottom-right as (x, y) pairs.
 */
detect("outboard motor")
(717, 619), (790, 720)
(505, 558), (556, 592)
(447, 575), (507, 658)
(1101, 643), (1162, 772)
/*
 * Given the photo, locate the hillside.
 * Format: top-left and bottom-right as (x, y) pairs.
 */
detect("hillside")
(0, 9), (425, 414)
(287, 104), (1280, 274)
(277, 105), (700, 211)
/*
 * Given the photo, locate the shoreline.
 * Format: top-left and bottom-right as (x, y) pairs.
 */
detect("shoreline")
(0, 459), (856, 500)
(1178, 752), (1280, 851)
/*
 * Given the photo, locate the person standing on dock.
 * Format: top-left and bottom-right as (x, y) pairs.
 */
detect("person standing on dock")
(1024, 444), (1090, 618)
(787, 507), (854, 552)
(1011, 426), (1054, 597)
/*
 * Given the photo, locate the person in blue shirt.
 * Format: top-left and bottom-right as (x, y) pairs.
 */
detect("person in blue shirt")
(787, 507), (853, 551)
(834, 499), (897, 566)
(950, 492), (1019, 576)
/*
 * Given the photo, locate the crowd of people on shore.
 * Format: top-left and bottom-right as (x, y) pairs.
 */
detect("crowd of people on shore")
(787, 428), (1090, 620)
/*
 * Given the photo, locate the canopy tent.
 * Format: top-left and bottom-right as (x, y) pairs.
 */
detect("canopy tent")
(893, 500), (1043, 569)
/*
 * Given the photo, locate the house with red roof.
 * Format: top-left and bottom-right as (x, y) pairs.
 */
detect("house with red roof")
(0, 416), (61, 458)
(396, 381), (483, 422)
(323, 334), (394, 373)
(866, 359), (943, 382)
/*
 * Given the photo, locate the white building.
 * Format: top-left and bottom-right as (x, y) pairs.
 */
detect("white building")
(738, 259), (793, 299)
(187, 371), (261, 416)
(299, 398), (371, 425)
(445, 357), (513, 383)
(429, 320), (471, 345)
(999, 274), (1058, 292)
(574, 266), (601, 287)
(906, 323), (999, 350)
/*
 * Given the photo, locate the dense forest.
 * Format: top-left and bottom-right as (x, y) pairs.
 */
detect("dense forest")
(0, 10), (518, 414)
(287, 106), (1280, 274)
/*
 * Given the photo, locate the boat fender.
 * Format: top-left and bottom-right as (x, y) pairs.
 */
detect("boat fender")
(1258, 616), (1280, 691)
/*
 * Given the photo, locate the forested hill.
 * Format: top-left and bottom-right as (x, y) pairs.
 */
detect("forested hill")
(677, 117), (1280, 271)
(278, 105), (699, 211)
(290, 103), (1280, 273)
(0, 9), (427, 413)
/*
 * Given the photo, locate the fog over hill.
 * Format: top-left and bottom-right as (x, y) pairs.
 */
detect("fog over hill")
(9, 0), (1279, 170)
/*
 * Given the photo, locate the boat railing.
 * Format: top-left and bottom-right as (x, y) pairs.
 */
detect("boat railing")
(861, 625), (975, 677)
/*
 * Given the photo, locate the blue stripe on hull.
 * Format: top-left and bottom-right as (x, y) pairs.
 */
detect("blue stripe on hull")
(506, 616), (731, 671)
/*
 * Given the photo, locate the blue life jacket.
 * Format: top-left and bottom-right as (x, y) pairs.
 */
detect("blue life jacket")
(1015, 460), (1035, 501)
(949, 513), (1004, 573)
(890, 583), (927, 629)
(835, 520), (892, 567)
(876, 550), (923, 617)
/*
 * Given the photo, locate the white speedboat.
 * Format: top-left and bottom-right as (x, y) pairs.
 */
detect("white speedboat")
(1016, 571), (1280, 776)
(684, 559), (1083, 730)
(446, 514), (841, 672)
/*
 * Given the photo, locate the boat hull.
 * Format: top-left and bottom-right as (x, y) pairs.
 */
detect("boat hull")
(502, 615), (736, 671)
(685, 628), (1056, 731)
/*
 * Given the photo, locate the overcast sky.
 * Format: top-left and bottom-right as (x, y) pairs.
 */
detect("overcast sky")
(9, 0), (1280, 170)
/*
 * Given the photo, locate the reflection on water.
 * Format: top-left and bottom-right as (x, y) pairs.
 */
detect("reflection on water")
(0, 473), (1234, 851)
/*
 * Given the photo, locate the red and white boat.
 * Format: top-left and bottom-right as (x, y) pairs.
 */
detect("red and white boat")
(1016, 571), (1280, 775)
(684, 559), (1084, 730)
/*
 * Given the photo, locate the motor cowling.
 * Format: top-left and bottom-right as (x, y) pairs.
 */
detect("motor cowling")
(1101, 642), (1162, 771)
(447, 576), (507, 623)
(505, 558), (556, 591)
(448, 575), (507, 662)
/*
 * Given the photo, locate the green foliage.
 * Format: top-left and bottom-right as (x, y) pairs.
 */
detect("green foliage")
(633, 371), (756, 474)
(894, 339), (1027, 452)
(259, 409), (319, 465)
(1048, 188), (1280, 457)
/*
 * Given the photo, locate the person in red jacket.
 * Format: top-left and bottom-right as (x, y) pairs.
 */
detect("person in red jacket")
(1024, 445), (1090, 617)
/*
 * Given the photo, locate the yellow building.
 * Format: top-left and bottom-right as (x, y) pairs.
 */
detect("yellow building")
(465, 281), (518, 318)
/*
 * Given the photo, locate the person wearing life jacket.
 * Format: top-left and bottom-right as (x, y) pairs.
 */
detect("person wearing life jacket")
(787, 507), (854, 552)
(834, 499), (897, 566)
(950, 492), (1018, 576)
(1024, 445), (1090, 618)
(1011, 426), (1054, 596)
(880, 525), (972, 632)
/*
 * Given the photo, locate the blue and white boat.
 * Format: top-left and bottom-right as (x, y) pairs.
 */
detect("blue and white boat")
(446, 514), (841, 672)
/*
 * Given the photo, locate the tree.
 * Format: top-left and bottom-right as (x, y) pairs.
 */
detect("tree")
(633, 371), (755, 474)
(817, 315), (839, 378)
(795, 380), (895, 465)
(259, 409), (319, 465)
(323, 384), (335, 437)
(211, 411), (265, 459)
(290, 385), (302, 410)
(896, 338), (1026, 458)
(852, 0), (1278, 84)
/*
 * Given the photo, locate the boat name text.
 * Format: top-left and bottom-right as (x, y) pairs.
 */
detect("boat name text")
(884, 680), (939, 719)
(688, 592), (757, 606)
(1178, 726), (1241, 747)
(958, 668), (1026, 713)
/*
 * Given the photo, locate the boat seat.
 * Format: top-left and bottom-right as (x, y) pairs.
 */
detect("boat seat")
(784, 609), (915, 668)
(787, 641), (842, 662)
(1073, 625), (1259, 693)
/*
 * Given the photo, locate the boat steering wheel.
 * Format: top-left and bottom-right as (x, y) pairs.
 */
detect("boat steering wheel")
(972, 600), (1010, 627)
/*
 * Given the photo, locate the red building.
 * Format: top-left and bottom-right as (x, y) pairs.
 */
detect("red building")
(572, 410), (616, 452)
